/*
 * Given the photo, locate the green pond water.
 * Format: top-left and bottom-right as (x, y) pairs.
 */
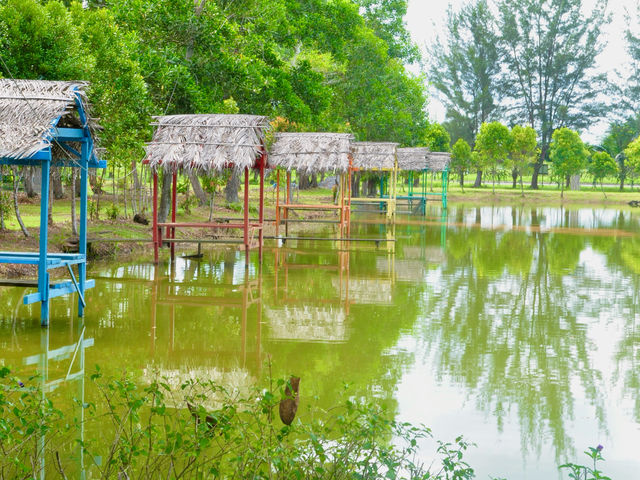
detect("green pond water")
(1, 205), (639, 479)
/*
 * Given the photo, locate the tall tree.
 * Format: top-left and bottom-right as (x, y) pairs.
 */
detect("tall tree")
(601, 116), (640, 190)
(549, 128), (589, 199)
(508, 125), (539, 197)
(615, 3), (640, 116)
(588, 151), (618, 198)
(451, 138), (472, 190)
(425, 123), (451, 152)
(356, 0), (420, 63)
(474, 121), (511, 194)
(498, 0), (609, 189)
(429, 0), (501, 187)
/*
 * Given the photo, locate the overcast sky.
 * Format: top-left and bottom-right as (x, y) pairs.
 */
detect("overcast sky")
(405, 0), (638, 143)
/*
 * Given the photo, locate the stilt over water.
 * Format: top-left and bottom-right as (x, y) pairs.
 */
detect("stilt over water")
(0, 79), (106, 326)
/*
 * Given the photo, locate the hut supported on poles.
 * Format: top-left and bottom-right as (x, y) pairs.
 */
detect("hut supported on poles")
(425, 151), (451, 209)
(396, 147), (429, 215)
(268, 132), (354, 241)
(145, 114), (269, 264)
(349, 142), (398, 220)
(0, 79), (106, 326)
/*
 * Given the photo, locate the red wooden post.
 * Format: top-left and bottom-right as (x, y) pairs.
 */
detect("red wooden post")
(244, 166), (250, 265)
(258, 153), (265, 261)
(285, 171), (291, 237)
(170, 172), (177, 261)
(152, 172), (159, 264)
(347, 166), (352, 236)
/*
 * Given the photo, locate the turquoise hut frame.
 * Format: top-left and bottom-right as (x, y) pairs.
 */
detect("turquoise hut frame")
(395, 148), (450, 214)
(0, 80), (105, 326)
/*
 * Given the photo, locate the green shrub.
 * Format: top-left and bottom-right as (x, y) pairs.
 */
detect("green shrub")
(106, 203), (119, 220)
(0, 366), (479, 479)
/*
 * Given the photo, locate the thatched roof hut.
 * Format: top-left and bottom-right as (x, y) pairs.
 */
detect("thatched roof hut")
(0, 79), (96, 160)
(397, 147), (429, 171)
(268, 132), (354, 174)
(350, 142), (398, 170)
(145, 114), (269, 174)
(426, 152), (451, 172)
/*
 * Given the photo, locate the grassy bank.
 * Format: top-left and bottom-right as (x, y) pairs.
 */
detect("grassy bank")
(1, 181), (638, 269)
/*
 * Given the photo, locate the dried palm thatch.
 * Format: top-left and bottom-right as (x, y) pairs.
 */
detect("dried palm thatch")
(0, 79), (96, 160)
(426, 152), (451, 172)
(146, 114), (269, 174)
(350, 142), (398, 170)
(268, 132), (354, 174)
(397, 147), (429, 171)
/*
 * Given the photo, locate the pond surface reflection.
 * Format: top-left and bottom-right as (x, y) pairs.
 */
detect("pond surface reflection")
(0, 205), (639, 479)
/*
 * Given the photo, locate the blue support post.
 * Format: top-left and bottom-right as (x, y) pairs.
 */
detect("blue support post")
(78, 140), (88, 317)
(39, 157), (51, 326)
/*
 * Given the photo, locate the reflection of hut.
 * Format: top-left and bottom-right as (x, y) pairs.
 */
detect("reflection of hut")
(145, 114), (269, 263)
(0, 79), (106, 326)
(376, 257), (426, 282)
(396, 148), (429, 215)
(333, 277), (393, 304)
(142, 365), (255, 410)
(265, 305), (348, 343)
(350, 142), (398, 220)
(268, 132), (354, 240)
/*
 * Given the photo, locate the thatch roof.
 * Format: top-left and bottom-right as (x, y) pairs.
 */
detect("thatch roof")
(268, 132), (354, 174)
(426, 152), (451, 172)
(265, 305), (347, 343)
(351, 142), (398, 170)
(0, 79), (95, 160)
(146, 114), (269, 174)
(397, 147), (429, 171)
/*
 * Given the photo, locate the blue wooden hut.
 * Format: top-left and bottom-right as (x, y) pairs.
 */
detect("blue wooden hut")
(0, 79), (105, 326)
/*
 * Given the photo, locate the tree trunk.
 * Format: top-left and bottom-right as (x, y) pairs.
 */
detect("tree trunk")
(352, 172), (360, 198)
(0, 166), (6, 231)
(52, 167), (64, 200)
(530, 143), (548, 190)
(473, 170), (483, 188)
(48, 172), (54, 226)
(71, 168), (77, 236)
(11, 168), (29, 237)
(298, 174), (311, 190)
(89, 169), (102, 194)
(132, 159), (141, 214)
(208, 191), (215, 222)
(459, 171), (464, 188)
(158, 172), (172, 223)
(225, 170), (240, 203)
(311, 173), (318, 188)
(367, 178), (377, 196)
(24, 166), (37, 198)
(188, 171), (208, 206)
(569, 174), (581, 191)
(512, 168), (518, 188)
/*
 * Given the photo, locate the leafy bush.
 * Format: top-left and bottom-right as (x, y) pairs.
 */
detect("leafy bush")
(0, 366), (479, 480)
(106, 203), (119, 220)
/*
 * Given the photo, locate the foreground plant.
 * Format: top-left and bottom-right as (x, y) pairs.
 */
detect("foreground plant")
(560, 445), (612, 480)
(0, 366), (478, 479)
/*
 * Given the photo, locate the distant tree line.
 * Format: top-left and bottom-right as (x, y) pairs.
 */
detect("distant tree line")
(428, 0), (640, 192)
(0, 0), (429, 230)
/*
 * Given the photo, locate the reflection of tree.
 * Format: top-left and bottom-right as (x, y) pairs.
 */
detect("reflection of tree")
(600, 236), (640, 423)
(422, 224), (606, 461)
